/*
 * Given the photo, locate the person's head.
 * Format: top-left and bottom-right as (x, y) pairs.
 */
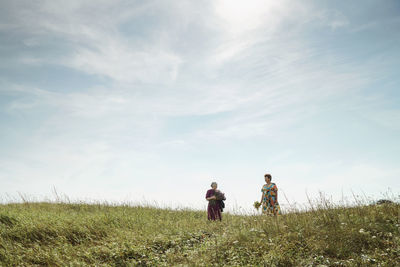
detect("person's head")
(211, 182), (218, 189)
(264, 174), (272, 183)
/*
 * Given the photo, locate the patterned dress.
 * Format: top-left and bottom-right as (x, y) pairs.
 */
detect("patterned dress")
(261, 183), (281, 215)
(206, 189), (222, 221)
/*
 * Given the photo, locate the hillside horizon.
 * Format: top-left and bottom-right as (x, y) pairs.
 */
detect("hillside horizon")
(1, 197), (399, 266)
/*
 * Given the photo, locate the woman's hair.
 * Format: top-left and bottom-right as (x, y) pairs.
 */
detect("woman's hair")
(211, 182), (217, 187)
(264, 174), (272, 180)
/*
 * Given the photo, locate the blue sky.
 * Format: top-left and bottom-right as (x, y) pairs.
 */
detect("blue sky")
(0, 0), (399, 211)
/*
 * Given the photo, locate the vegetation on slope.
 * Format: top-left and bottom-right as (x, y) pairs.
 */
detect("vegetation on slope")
(0, 200), (399, 266)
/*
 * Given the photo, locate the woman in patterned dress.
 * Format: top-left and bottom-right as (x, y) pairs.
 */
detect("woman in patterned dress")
(260, 174), (281, 215)
(206, 182), (222, 221)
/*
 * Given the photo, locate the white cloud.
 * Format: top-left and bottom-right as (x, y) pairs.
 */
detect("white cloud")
(214, 0), (287, 36)
(1, 1), (399, 208)
(317, 9), (349, 30)
(2, 0), (183, 84)
(67, 44), (182, 84)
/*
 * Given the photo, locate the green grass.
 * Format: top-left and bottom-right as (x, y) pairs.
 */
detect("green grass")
(0, 200), (399, 266)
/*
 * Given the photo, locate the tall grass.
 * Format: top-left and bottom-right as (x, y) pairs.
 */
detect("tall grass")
(0, 195), (399, 266)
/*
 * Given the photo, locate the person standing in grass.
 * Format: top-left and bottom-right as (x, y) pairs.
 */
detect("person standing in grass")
(206, 182), (224, 221)
(260, 174), (281, 215)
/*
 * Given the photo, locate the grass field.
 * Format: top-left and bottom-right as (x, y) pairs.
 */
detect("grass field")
(0, 197), (399, 266)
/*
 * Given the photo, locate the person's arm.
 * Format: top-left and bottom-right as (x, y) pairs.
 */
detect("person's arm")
(206, 190), (216, 201)
(206, 195), (216, 200)
(260, 185), (265, 203)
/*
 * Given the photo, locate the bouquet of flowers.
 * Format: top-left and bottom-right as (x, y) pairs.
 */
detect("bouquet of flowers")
(253, 201), (261, 210)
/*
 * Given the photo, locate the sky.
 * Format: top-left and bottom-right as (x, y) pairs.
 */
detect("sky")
(0, 0), (399, 212)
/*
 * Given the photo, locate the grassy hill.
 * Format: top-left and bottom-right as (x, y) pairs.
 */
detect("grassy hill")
(0, 200), (399, 266)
